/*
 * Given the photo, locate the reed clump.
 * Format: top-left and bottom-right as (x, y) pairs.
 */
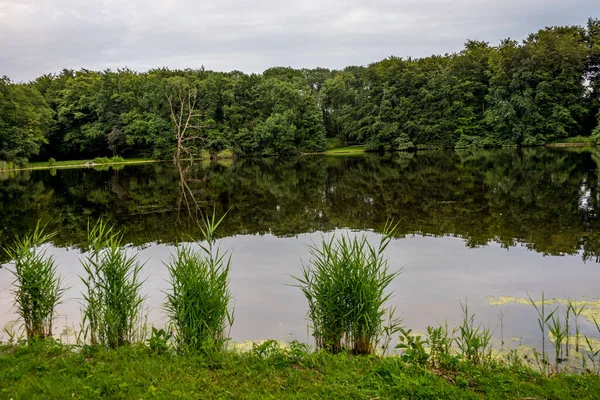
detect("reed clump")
(80, 220), (146, 348)
(3, 223), (65, 340)
(165, 213), (233, 353)
(294, 222), (401, 355)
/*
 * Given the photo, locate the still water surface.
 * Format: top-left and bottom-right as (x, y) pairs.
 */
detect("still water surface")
(1, 148), (600, 346)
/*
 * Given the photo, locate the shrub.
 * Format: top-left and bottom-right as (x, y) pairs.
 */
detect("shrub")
(199, 149), (211, 160)
(214, 149), (235, 159)
(80, 220), (146, 348)
(48, 157), (56, 166)
(326, 138), (344, 150)
(92, 156), (125, 164)
(0, 161), (15, 170)
(294, 222), (401, 354)
(4, 223), (65, 340)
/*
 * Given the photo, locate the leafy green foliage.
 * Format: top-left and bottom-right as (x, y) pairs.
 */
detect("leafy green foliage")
(146, 327), (172, 355)
(0, 77), (53, 163)
(396, 328), (429, 365)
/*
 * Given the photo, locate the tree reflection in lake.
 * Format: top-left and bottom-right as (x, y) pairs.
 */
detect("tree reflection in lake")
(2, 148), (600, 345)
(1, 148), (600, 261)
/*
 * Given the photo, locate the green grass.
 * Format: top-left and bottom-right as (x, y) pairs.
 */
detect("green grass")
(1, 341), (600, 399)
(23, 157), (159, 171)
(323, 145), (367, 155)
(547, 136), (598, 146)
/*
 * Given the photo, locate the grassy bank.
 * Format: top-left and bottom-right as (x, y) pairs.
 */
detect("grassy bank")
(21, 157), (162, 172)
(322, 145), (367, 155)
(1, 341), (600, 399)
(3, 220), (600, 398)
(546, 136), (599, 147)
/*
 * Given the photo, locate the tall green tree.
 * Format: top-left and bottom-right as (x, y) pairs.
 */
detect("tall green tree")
(0, 77), (53, 163)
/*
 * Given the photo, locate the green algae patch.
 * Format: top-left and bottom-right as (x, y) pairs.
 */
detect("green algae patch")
(488, 296), (600, 325)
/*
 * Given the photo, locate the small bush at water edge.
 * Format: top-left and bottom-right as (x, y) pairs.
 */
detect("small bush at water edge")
(80, 220), (146, 348)
(165, 212), (234, 354)
(294, 221), (402, 354)
(3, 223), (65, 340)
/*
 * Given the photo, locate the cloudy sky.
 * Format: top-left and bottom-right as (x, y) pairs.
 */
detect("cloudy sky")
(1, 0), (597, 81)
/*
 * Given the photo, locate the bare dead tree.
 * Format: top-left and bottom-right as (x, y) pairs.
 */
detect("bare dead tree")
(167, 87), (205, 161)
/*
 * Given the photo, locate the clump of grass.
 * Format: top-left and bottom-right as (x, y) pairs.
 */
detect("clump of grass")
(80, 220), (146, 348)
(4, 223), (65, 340)
(455, 300), (493, 366)
(92, 156), (125, 164)
(165, 212), (234, 354)
(426, 321), (453, 368)
(294, 222), (401, 355)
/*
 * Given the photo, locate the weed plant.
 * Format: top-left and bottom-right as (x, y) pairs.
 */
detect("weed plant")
(165, 212), (233, 354)
(455, 301), (493, 365)
(3, 223), (65, 340)
(583, 317), (600, 374)
(294, 222), (401, 355)
(80, 220), (146, 348)
(529, 292), (555, 374)
(547, 312), (568, 372)
(568, 301), (585, 353)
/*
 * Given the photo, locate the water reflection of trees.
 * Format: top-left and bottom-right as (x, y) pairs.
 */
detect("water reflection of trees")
(1, 148), (600, 262)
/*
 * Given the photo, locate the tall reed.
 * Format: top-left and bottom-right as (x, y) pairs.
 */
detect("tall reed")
(165, 212), (233, 353)
(80, 220), (146, 348)
(455, 300), (493, 365)
(294, 222), (401, 355)
(567, 301), (585, 353)
(529, 292), (555, 374)
(4, 223), (65, 340)
(547, 312), (568, 372)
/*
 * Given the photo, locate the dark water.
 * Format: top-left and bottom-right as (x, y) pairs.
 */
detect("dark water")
(1, 148), (600, 346)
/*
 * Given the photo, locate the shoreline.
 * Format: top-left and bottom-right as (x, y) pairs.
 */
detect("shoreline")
(545, 142), (597, 148)
(1, 159), (164, 172)
(2, 143), (598, 172)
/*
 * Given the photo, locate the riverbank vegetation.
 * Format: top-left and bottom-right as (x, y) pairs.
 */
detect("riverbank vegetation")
(3, 340), (600, 399)
(1, 18), (599, 166)
(2, 218), (600, 398)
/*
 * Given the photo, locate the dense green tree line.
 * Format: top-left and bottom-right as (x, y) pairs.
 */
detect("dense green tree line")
(1, 19), (599, 163)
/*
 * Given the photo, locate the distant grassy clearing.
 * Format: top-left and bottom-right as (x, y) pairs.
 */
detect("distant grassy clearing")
(323, 145), (366, 155)
(17, 158), (161, 171)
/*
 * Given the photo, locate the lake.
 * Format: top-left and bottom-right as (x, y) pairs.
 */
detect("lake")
(1, 148), (600, 349)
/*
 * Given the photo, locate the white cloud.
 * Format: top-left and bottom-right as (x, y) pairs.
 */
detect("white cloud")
(0, 0), (597, 81)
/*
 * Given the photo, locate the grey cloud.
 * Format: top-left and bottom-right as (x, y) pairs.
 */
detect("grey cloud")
(0, 0), (597, 81)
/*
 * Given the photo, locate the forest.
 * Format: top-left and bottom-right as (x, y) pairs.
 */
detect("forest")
(1, 18), (599, 164)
